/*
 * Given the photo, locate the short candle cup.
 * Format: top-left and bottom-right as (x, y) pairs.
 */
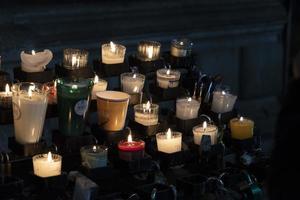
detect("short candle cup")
(96, 91), (130, 131)
(134, 102), (159, 126)
(156, 68), (181, 89)
(193, 122), (218, 145)
(63, 48), (89, 70)
(43, 81), (57, 104)
(56, 78), (93, 136)
(12, 82), (49, 144)
(170, 38), (193, 57)
(156, 129), (182, 154)
(118, 138), (145, 161)
(121, 72), (145, 94)
(80, 145), (108, 169)
(230, 117), (254, 140)
(176, 97), (200, 120)
(21, 49), (53, 73)
(91, 75), (107, 100)
(211, 91), (237, 114)
(137, 41), (161, 62)
(101, 42), (126, 64)
(0, 84), (12, 108)
(32, 152), (62, 178)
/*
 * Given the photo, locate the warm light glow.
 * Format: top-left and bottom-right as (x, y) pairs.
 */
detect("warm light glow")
(166, 69), (171, 75)
(128, 134), (133, 143)
(71, 85), (78, 89)
(28, 85), (35, 98)
(110, 41), (116, 53)
(5, 84), (10, 96)
(166, 128), (172, 140)
(188, 97), (192, 102)
(47, 152), (53, 162)
(146, 101), (151, 110)
(133, 73), (137, 79)
(146, 46), (154, 59)
(203, 121), (207, 131)
(71, 56), (77, 67)
(93, 145), (97, 152)
(54, 80), (57, 88)
(239, 116), (244, 122)
(221, 91), (226, 95)
(179, 41), (184, 45)
(31, 50), (36, 55)
(94, 75), (99, 84)
(133, 86), (138, 93)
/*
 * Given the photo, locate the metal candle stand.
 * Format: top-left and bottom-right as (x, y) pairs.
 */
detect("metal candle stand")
(93, 59), (130, 77)
(8, 137), (47, 157)
(149, 83), (186, 101)
(80, 165), (118, 183)
(129, 119), (162, 138)
(175, 117), (203, 136)
(0, 176), (24, 199)
(0, 107), (13, 124)
(176, 174), (207, 198)
(55, 63), (94, 79)
(135, 183), (176, 200)
(162, 51), (196, 69)
(13, 67), (55, 83)
(128, 54), (164, 74)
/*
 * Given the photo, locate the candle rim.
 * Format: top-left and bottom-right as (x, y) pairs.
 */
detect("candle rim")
(32, 153), (62, 162)
(96, 90), (130, 102)
(193, 123), (218, 133)
(80, 144), (108, 154)
(156, 131), (182, 139)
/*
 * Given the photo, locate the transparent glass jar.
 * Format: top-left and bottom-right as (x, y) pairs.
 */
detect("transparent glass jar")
(170, 38), (193, 57)
(137, 41), (161, 61)
(134, 102), (159, 126)
(63, 48), (89, 70)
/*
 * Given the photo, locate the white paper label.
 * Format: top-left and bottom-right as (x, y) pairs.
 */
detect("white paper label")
(74, 100), (88, 116)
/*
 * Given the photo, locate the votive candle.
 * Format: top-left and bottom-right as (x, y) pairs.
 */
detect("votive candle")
(193, 121), (218, 145)
(156, 128), (182, 154)
(230, 116), (254, 140)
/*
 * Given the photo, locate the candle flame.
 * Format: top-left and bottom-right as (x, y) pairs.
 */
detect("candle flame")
(133, 73), (137, 79)
(203, 121), (207, 131)
(28, 85), (35, 98)
(54, 80), (57, 88)
(93, 145), (97, 152)
(47, 152), (53, 162)
(166, 128), (172, 140)
(147, 46), (154, 59)
(110, 41), (116, 53)
(31, 50), (36, 55)
(239, 116), (244, 121)
(71, 56), (77, 67)
(5, 84), (10, 96)
(146, 101), (151, 110)
(179, 41), (184, 45)
(221, 91), (226, 95)
(94, 75), (99, 84)
(188, 97), (192, 102)
(128, 134), (133, 143)
(166, 69), (171, 75)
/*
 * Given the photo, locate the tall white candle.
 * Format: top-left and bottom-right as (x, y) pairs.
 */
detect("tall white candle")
(193, 121), (218, 145)
(176, 97), (201, 120)
(121, 72), (145, 94)
(91, 75), (107, 100)
(101, 41), (126, 64)
(156, 128), (182, 154)
(211, 90), (237, 113)
(32, 152), (62, 178)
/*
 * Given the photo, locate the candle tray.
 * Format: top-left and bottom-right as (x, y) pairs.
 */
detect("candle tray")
(91, 124), (126, 147)
(0, 70), (10, 90)
(176, 117), (202, 135)
(230, 138), (255, 152)
(80, 165), (119, 183)
(13, 67), (55, 83)
(162, 51), (196, 69)
(135, 183), (176, 200)
(93, 59), (129, 77)
(157, 150), (195, 170)
(0, 107), (13, 125)
(128, 54), (164, 74)
(175, 174), (207, 198)
(8, 138), (47, 157)
(129, 120), (162, 138)
(149, 83), (186, 101)
(0, 176), (24, 199)
(55, 64), (94, 79)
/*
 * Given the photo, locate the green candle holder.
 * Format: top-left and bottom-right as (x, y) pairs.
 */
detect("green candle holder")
(57, 78), (93, 136)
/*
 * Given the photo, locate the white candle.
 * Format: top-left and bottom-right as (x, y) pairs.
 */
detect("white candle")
(121, 72), (145, 94)
(12, 83), (48, 144)
(156, 68), (181, 89)
(101, 41), (126, 64)
(0, 84), (12, 108)
(32, 152), (62, 178)
(211, 90), (237, 113)
(134, 101), (159, 126)
(91, 75), (107, 100)
(156, 128), (182, 154)
(176, 97), (201, 120)
(193, 121), (218, 145)
(137, 41), (161, 61)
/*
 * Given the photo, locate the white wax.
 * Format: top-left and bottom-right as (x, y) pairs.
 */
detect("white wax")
(13, 92), (48, 144)
(121, 75), (145, 94)
(101, 43), (126, 64)
(156, 69), (181, 89)
(135, 112), (158, 126)
(176, 98), (200, 120)
(156, 132), (182, 154)
(92, 79), (107, 100)
(32, 153), (62, 178)
(211, 91), (237, 113)
(193, 124), (218, 145)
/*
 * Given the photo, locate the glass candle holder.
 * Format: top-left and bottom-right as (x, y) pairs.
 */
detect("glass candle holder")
(134, 101), (159, 126)
(156, 129), (182, 154)
(80, 145), (108, 169)
(101, 41), (126, 64)
(12, 82), (49, 144)
(137, 41), (161, 61)
(170, 38), (193, 57)
(57, 78), (93, 136)
(211, 90), (237, 114)
(91, 75), (107, 100)
(230, 117), (254, 140)
(121, 72), (145, 94)
(32, 152), (62, 178)
(43, 80), (57, 104)
(63, 48), (89, 70)
(193, 122), (218, 145)
(0, 84), (12, 108)
(156, 68), (181, 89)
(118, 134), (145, 161)
(96, 91), (130, 131)
(176, 97), (200, 120)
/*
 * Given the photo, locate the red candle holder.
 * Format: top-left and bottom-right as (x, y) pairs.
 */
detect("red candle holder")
(118, 138), (145, 161)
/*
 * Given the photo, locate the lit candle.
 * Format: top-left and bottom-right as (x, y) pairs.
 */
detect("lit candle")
(230, 116), (254, 140)
(20, 49), (53, 72)
(156, 128), (182, 154)
(91, 75), (108, 100)
(120, 72), (145, 94)
(12, 83), (48, 144)
(176, 97), (201, 120)
(32, 152), (62, 178)
(0, 84), (12, 108)
(156, 68), (181, 89)
(193, 121), (218, 145)
(170, 38), (193, 57)
(101, 41), (126, 64)
(211, 90), (237, 113)
(118, 133), (145, 161)
(80, 145), (108, 169)
(134, 101), (159, 126)
(63, 48), (89, 70)
(137, 41), (161, 61)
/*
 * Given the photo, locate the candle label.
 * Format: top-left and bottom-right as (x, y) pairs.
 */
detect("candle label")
(12, 102), (21, 120)
(74, 100), (88, 116)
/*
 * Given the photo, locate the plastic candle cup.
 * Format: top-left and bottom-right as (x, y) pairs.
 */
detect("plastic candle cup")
(170, 38), (193, 57)
(0, 84), (12, 108)
(230, 116), (254, 140)
(176, 97), (201, 120)
(63, 48), (89, 70)
(43, 80), (57, 104)
(91, 75), (107, 100)
(12, 82), (49, 144)
(56, 78), (93, 136)
(80, 145), (108, 169)
(193, 121), (218, 145)
(134, 101), (159, 126)
(211, 90), (237, 113)
(156, 68), (181, 89)
(137, 41), (161, 61)
(121, 72), (145, 94)
(118, 133), (145, 161)
(32, 152), (62, 178)
(96, 91), (130, 131)
(101, 41), (126, 64)
(156, 128), (182, 154)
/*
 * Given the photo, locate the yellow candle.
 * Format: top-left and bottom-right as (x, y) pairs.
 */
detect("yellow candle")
(230, 117), (254, 140)
(32, 152), (62, 178)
